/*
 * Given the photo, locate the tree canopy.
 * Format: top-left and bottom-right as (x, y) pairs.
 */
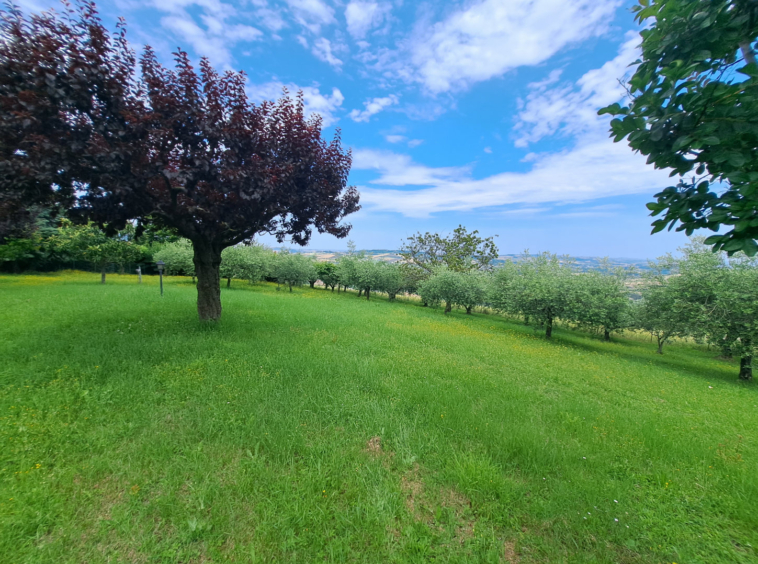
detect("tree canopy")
(600, 0), (758, 256)
(0, 1), (359, 320)
(400, 226), (498, 275)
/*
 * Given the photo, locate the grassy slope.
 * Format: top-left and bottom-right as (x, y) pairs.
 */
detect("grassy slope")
(0, 272), (756, 564)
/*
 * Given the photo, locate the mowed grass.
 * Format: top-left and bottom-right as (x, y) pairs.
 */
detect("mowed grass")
(0, 272), (756, 564)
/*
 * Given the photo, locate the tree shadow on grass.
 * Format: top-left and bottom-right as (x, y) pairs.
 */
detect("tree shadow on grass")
(459, 310), (751, 388)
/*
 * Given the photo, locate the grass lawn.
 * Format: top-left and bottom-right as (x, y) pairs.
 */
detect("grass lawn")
(1, 271), (756, 563)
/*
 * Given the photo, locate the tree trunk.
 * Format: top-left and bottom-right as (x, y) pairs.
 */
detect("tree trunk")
(309, 281), (316, 288)
(358, 289), (363, 297)
(101, 264), (106, 284)
(366, 287), (370, 300)
(545, 315), (553, 339)
(389, 293), (395, 301)
(192, 275), (196, 284)
(524, 315), (529, 326)
(444, 301), (452, 314)
(656, 335), (664, 355)
(227, 277), (231, 288)
(466, 306), (472, 315)
(604, 328), (610, 342)
(289, 282), (293, 292)
(739, 354), (753, 381)
(739, 338), (752, 380)
(332, 285), (335, 292)
(193, 240), (223, 322)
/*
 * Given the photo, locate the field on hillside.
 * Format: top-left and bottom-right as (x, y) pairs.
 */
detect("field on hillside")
(1, 272), (756, 563)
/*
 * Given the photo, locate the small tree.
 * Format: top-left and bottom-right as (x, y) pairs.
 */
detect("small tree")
(400, 225), (499, 273)
(492, 252), (575, 338)
(354, 259), (382, 300)
(316, 261), (339, 291)
(418, 268), (486, 314)
(50, 221), (142, 283)
(634, 266), (687, 355)
(376, 262), (405, 301)
(660, 239), (757, 379)
(272, 252), (316, 292)
(569, 263), (633, 341)
(336, 253), (361, 293)
(154, 239), (196, 277)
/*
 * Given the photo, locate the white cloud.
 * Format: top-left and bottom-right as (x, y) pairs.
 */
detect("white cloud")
(149, 0), (270, 67)
(161, 15), (262, 67)
(345, 1), (391, 39)
(355, 34), (670, 217)
(312, 37), (343, 68)
(483, 147), (492, 154)
(355, 140), (672, 217)
(349, 95), (399, 122)
(385, 134), (406, 143)
(404, 0), (621, 93)
(353, 149), (470, 186)
(407, 139), (424, 148)
(246, 82), (345, 127)
(285, 0), (335, 33)
(514, 31), (639, 147)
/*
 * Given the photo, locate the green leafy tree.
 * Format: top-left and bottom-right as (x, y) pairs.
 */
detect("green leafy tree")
(154, 240), (196, 277)
(0, 236), (40, 273)
(219, 245), (271, 288)
(50, 221), (143, 283)
(634, 259), (690, 355)
(376, 262), (405, 301)
(490, 253), (575, 338)
(658, 239), (757, 379)
(316, 262), (339, 291)
(336, 252), (362, 293)
(600, 0), (758, 256)
(354, 259), (383, 300)
(272, 252), (316, 292)
(569, 263), (634, 341)
(400, 225), (499, 274)
(418, 268), (487, 314)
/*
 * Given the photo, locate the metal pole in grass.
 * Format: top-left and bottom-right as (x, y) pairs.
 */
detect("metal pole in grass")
(156, 261), (165, 296)
(136, 266), (142, 284)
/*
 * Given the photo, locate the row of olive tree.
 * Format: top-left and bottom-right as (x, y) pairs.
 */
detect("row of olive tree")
(633, 240), (757, 380)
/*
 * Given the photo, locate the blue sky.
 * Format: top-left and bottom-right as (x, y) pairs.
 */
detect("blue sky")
(20, 0), (692, 258)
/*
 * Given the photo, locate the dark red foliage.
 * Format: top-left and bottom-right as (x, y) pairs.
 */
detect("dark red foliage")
(0, 1), (359, 318)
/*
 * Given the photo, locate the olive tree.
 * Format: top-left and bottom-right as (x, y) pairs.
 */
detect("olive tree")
(50, 221), (143, 283)
(154, 239), (195, 277)
(569, 263), (633, 341)
(490, 253), (575, 338)
(418, 268), (487, 314)
(272, 252), (316, 292)
(316, 261), (339, 291)
(376, 262), (405, 301)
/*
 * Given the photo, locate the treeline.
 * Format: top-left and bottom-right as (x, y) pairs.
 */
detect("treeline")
(2, 222), (756, 380)
(0, 218), (177, 279)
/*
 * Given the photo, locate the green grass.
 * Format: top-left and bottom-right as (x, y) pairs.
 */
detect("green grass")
(1, 271), (756, 564)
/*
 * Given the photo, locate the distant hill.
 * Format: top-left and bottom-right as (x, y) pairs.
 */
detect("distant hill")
(277, 248), (654, 272)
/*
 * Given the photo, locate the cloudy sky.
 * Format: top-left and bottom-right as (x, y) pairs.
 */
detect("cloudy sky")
(19, 0), (692, 258)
